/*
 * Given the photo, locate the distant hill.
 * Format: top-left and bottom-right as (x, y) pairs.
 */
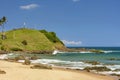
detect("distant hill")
(0, 28), (66, 52)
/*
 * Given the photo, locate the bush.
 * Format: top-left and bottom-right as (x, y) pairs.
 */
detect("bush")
(1, 45), (5, 50)
(1, 45), (9, 51)
(22, 40), (28, 45)
(10, 47), (23, 51)
(39, 30), (47, 33)
(40, 30), (62, 43)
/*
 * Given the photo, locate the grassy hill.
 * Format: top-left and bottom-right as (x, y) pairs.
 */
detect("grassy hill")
(0, 28), (66, 52)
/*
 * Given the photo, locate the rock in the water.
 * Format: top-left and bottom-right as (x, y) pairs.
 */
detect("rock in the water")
(23, 57), (31, 65)
(84, 66), (111, 72)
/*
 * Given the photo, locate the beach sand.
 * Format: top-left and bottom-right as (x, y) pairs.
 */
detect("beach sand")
(0, 60), (116, 80)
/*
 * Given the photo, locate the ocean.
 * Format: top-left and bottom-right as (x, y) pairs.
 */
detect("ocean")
(1, 47), (120, 75)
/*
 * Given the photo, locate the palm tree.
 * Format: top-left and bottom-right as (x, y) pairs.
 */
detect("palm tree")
(0, 19), (3, 26)
(0, 16), (7, 40)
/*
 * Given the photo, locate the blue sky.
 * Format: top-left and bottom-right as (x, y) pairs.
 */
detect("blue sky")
(0, 0), (120, 47)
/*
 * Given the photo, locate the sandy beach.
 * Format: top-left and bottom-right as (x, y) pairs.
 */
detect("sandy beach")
(0, 60), (116, 80)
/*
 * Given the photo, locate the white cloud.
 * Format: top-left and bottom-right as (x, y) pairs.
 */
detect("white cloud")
(72, 0), (80, 2)
(62, 40), (82, 45)
(20, 4), (39, 10)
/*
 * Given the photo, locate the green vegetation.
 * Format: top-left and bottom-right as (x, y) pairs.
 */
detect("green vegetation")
(0, 16), (7, 40)
(39, 30), (65, 50)
(39, 30), (64, 45)
(0, 28), (65, 52)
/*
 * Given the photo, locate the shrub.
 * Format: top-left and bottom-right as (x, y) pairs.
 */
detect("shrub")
(22, 40), (28, 45)
(10, 47), (23, 51)
(1, 45), (5, 50)
(40, 30), (63, 44)
(39, 29), (47, 33)
(1, 45), (9, 51)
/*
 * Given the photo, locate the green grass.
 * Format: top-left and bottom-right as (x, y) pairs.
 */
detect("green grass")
(0, 28), (65, 51)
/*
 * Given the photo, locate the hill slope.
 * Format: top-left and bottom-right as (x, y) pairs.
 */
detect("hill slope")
(0, 28), (65, 52)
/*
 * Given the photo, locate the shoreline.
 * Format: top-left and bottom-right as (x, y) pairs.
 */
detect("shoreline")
(53, 66), (119, 80)
(0, 60), (117, 80)
(0, 46), (109, 54)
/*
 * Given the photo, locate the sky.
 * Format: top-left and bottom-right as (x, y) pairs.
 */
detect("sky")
(0, 0), (120, 47)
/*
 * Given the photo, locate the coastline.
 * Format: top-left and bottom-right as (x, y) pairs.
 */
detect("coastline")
(0, 60), (117, 80)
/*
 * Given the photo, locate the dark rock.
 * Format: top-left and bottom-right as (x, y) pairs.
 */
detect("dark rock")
(110, 74), (120, 77)
(30, 55), (38, 60)
(108, 58), (116, 60)
(113, 69), (120, 71)
(23, 57), (31, 65)
(90, 49), (104, 53)
(0, 51), (7, 54)
(84, 61), (100, 65)
(0, 70), (6, 74)
(29, 50), (53, 54)
(107, 58), (120, 61)
(31, 64), (52, 69)
(84, 66), (111, 72)
(15, 55), (25, 61)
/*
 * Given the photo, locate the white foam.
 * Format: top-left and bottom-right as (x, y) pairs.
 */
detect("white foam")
(103, 51), (113, 53)
(29, 59), (93, 70)
(18, 60), (25, 63)
(31, 59), (63, 64)
(106, 65), (120, 71)
(6, 56), (120, 75)
(8, 53), (14, 56)
(92, 64), (104, 67)
(103, 50), (120, 53)
(17, 59), (120, 75)
(99, 71), (120, 75)
(0, 54), (8, 59)
(52, 50), (59, 55)
(80, 51), (92, 53)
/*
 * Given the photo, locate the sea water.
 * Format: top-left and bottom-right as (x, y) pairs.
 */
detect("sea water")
(1, 47), (120, 75)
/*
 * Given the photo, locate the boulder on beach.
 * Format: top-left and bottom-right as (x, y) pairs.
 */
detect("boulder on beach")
(0, 69), (6, 74)
(31, 64), (52, 69)
(84, 66), (111, 72)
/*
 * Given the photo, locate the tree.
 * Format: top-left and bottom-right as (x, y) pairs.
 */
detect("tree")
(0, 16), (7, 40)
(22, 40), (28, 50)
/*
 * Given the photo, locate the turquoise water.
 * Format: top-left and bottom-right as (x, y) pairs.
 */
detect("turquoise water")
(32, 47), (120, 65)
(35, 52), (120, 65)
